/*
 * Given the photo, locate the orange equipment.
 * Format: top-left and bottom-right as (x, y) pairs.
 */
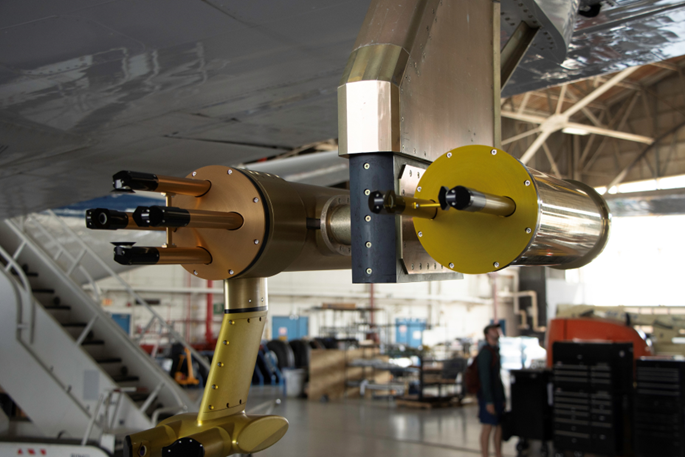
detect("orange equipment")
(546, 317), (652, 367)
(174, 347), (200, 386)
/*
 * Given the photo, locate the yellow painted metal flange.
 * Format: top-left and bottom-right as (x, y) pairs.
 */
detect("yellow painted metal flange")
(413, 145), (539, 274)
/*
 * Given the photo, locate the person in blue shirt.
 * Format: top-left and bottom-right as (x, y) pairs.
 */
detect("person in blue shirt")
(478, 323), (505, 457)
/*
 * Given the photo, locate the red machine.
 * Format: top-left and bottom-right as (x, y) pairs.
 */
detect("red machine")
(546, 317), (652, 366)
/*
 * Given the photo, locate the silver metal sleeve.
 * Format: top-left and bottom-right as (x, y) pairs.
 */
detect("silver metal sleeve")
(513, 169), (610, 269)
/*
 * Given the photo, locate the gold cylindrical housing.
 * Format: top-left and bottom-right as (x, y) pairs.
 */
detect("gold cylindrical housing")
(370, 190), (438, 219)
(157, 247), (212, 265)
(187, 209), (244, 230)
(157, 175), (212, 197)
(414, 145), (610, 274)
(223, 277), (267, 312)
(170, 166), (350, 280)
(245, 177), (352, 276)
(327, 205), (351, 245)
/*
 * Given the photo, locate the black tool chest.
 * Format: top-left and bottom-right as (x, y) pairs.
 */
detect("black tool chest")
(634, 358), (685, 457)
(510, 368), (553, 456)
(552, 342), (633, 456)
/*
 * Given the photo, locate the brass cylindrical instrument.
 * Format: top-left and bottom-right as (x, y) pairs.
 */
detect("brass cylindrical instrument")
(88, 166), (351, 280)
(374, 145), (610, 274)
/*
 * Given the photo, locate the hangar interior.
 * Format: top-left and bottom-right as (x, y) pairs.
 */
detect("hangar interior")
(2, 1), (685, 457)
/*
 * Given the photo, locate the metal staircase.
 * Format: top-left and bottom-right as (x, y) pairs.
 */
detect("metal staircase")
(0, 212), (207, 452)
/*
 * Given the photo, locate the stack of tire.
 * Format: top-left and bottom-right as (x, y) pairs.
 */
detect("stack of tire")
(266, 339), (313, 370)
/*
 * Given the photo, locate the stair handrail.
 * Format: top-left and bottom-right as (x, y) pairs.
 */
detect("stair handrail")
(21, 214), (102, 303)
(4, 217), (193, 412)
(0, 243), (34, 343)
(36, 210), (210, 373)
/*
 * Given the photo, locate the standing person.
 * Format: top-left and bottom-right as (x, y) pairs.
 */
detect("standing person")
(478, 323), (505, 457)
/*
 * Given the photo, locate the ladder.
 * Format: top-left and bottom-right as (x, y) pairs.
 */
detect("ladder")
(0, 212), (205, 450)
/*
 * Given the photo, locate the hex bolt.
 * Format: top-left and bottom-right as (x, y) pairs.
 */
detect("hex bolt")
(365, 215), (371, 222)
(253, 197), (260, 203)
(447, 152), (452, 158)
(366, 268), (373, 275)
(524, 180), (531, 186)
(254, 239), (259, 245)
(493, 262), (500, 268)
(417, 186), (422, 192)
(525, 227), (532, 234)
(365, 242), (372, 248)
(364, 189), (371, 196)
(448, 262), (454, 268)
(418, 231), (423, 237)
(491, 149), (497, 155)
(192, 171), (197, 176)
(227, 169), (233, 175)
(229, 269), (234, 275)
(363, 163), (370, 170)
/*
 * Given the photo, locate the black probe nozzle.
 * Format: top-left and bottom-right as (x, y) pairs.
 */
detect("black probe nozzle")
(113, 171), (159, 192)
(113, 245), (160, 265)
(86, 208), (130, 230)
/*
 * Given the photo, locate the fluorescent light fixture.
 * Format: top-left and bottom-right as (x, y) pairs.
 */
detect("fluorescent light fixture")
(594, 174), (685, 196)
(619, 179), (657, 193)
(562, 127), (590, 135)
(658, 175), (685, 190)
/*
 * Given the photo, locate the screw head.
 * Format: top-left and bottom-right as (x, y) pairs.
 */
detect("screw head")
(193, 270), (198, 275)
(417, 186), (422, 192)
(363, 163), (370, 169)
(524, 180), (531, 186)
(447, 152), (452, 158)
(254, 239), (259, 245)
(253, 197), (259, 203)
(227, 169), (233, 175)
(366, 268), (373, 275)
(192, 171), (197, 176)
(365, 241), (372, 248)
(525, 227), (532, 234)
(493, 262), (500, 268)
(364, 189), (370, 196)
(491, 149), (497, 155)
(365, 215), (371, 222)
(418, 231), (423, 237)
(448, 263), (454, 268)
(229, 269), (234, 275)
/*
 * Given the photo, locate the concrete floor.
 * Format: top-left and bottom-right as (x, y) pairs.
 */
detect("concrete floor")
(245, 387), (547, 457)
